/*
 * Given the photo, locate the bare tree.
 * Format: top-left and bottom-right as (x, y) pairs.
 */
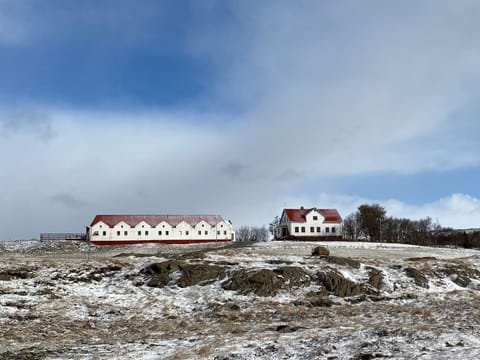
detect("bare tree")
(236, 226), (270, 242)
(343, 213), (361, 241)
(269, 216), (280, 238)
(236, 226), (253, 242)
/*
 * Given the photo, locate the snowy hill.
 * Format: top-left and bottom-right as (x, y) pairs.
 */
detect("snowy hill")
(1, 241), (480, 359)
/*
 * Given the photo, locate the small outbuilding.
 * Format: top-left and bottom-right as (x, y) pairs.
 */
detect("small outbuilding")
(274, 207), (343, 241)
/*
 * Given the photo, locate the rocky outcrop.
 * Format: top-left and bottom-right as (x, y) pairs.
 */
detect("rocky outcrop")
(404, 267), (429, 288)
(275, 266), (311, 288)
(141, 261), (225, 288)
(141, 261), (181, 287)
(317, 269), (362, 297)
(367, 268), (384, 290)
(324, 256), (361, 269)
(222, 269), (284, 296)
(176, 264), (226, 287)
(438, 263), (480, 288)
(0, 267), (37, 281)
(312, 246), (330, 256)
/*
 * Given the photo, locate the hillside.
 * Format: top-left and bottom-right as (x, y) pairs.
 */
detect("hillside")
(1, 240), (480, 359)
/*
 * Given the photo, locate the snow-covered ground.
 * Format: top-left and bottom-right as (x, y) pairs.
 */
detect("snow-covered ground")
(1, 241), (480, 359)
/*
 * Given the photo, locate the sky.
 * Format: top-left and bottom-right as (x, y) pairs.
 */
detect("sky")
(1, 0), (480, 240)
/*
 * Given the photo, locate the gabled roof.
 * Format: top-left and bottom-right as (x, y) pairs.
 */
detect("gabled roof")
(283, 208), (342, 223)
(90, 215), (226, 228)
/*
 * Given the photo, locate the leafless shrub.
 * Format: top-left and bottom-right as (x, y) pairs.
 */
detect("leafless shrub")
(235, 226), (270, 242)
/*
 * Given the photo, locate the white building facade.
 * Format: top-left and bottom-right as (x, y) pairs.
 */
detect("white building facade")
(88, 214), (234, 245)
(275, 207), (343, 240)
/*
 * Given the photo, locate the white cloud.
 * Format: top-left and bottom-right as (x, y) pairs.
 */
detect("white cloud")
(385, 194), (480, 229)
(194, 1), (480, 177)
(2, 2), (480, 238)
(1, 106), (479, 239)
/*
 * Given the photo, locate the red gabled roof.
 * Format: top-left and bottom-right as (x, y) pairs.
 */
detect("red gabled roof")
(90, 214), (226, 228)
(283, 208), (342, 223)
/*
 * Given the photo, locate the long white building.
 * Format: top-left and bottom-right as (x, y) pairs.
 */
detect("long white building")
(88, 214), (234, 245)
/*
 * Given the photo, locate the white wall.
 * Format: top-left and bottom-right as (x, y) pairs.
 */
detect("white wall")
(89, 218), (234, 243)
(281, 210), (342, 237)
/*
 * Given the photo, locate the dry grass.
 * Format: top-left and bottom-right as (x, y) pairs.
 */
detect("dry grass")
(411, 306), (433, 317)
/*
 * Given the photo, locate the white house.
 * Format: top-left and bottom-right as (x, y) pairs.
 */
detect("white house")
(275, 207), (343, 240)
(88, 214), (234, 245)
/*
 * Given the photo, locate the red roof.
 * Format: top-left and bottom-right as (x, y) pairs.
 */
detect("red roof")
(283, 208), (342, 223)
(90, 214), (226, 228)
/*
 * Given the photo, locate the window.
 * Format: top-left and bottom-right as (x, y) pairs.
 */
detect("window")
(221, 224), (224, 228)
(326, 227), (330, 233)
(204, 230), (208, 235)
(332, 227), (336, 233)
(224, 230), (227, 235)
(93, 231), (99, 236)
(99, 225), (103, 228)
(142, 225), (144, 228)
(217, 230), (220, 235)
(165, 231), (169, 236)
(310, 227), (314, 233)
(313, 216), (318, 221)
(124, 231), (128, 236)
(145, 231), (149, 236)
(102, 231), (106, 236)
(295, 226), (299, 233)
(158, 231), (162, 236)
(186, 231), (189, 235)
(202, 224), (205, 227)
(121, 225), (124, 228)
(317, 227), (321, 233)
(138, 231), (141, 236)
(116, 231), (121, 236)
(301, 227), (305, 233)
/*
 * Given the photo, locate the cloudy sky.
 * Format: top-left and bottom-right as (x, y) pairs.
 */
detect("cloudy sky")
(1, 0), (480, 240)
